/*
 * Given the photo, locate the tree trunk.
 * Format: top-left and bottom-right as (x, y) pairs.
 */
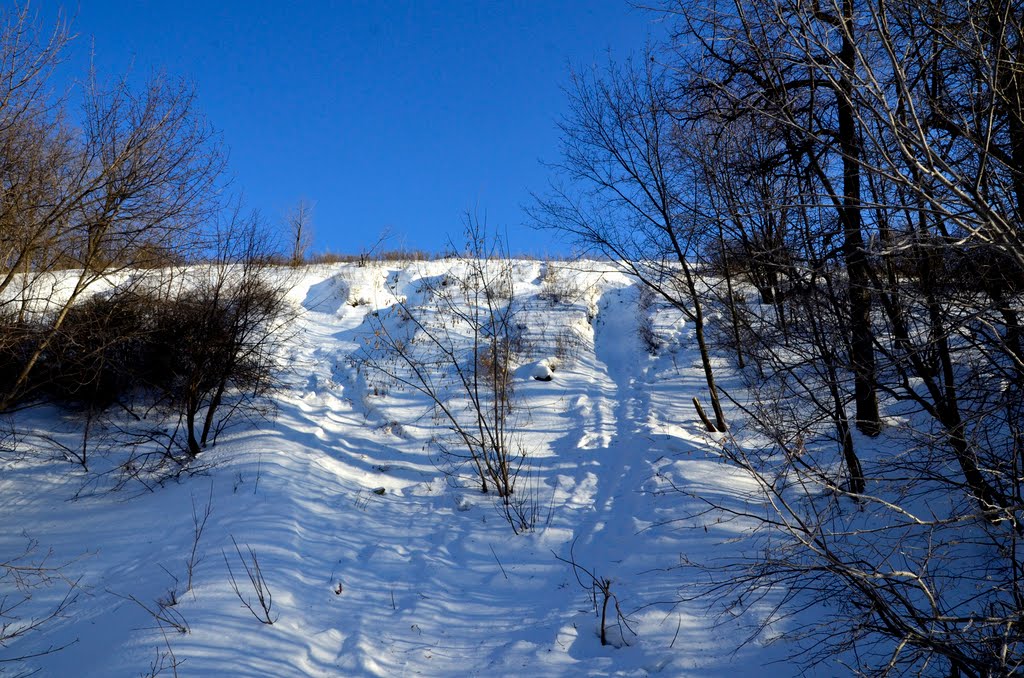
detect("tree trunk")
(838, 0), (881, 436)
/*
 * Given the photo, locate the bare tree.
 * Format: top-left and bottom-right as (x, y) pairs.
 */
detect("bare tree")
(286, 198), (314, 266)
(0, 59), (225, 410)
(661, 0), (885, 435)
(688, 111), (868, 494)
(532, 55), (728, 431)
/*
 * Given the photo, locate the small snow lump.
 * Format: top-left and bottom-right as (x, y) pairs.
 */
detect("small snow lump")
(530, 362), (554, 382)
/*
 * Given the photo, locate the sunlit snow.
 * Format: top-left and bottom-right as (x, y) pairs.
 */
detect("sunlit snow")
(1, 260), (791, 677)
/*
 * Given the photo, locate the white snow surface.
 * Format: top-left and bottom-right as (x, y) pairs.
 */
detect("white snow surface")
(2, 261), (795, 676)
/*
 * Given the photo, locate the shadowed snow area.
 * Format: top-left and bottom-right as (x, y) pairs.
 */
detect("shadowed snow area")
(2, 261), (795, 676)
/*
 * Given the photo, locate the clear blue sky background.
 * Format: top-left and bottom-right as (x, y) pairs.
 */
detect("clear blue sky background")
(50, 1), (662, 256)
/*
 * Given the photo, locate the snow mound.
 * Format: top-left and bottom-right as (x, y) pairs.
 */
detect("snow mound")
(524, 360), (555, 381)
(300, 272), (350, 312)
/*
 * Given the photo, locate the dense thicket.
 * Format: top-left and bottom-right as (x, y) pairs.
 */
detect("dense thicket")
(540, 0), (1024, 673)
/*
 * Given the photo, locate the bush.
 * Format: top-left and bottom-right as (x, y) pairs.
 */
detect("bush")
(2, 267), (288, 463)
(0, 319), (42, 402)
(538, 262), (583, 304)
(149, 275), (287, 458)
(553, 326), (585, 365)
(636, 286), (662, 355)
(42, 291), (155, 408)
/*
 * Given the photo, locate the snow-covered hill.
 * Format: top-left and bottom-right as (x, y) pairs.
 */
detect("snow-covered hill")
(1, 261), (791, 677)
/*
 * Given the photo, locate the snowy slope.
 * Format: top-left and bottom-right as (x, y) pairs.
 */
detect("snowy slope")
(1, 261), (795, 677)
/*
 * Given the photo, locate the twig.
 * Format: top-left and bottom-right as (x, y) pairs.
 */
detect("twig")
(489, 543), (509, 580)
(186, 485), (213, 594)
(112, 591), (190, 635)
(253, 456), (261, 495)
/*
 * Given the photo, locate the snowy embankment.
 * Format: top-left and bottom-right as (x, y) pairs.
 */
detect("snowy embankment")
(2, 260), (790, 676)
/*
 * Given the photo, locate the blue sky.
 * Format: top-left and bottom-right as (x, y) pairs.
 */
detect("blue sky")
(55, 1), (662, 256)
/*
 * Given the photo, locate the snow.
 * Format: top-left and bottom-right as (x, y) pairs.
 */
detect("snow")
(525, 361), (555, 381)
(1, 260), (797, 676)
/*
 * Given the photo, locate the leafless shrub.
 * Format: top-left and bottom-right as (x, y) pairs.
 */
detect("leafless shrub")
(309, 248), (437, 266)
(39, 288), (155, 411)
(5, 217), (291, 476)
(475, 337), (514, 396)
(554, 538), (636, 647)
(154, 282), (287, 460)
(633, 286), (662, 355)
(139, 215), (293, 463)
(185, 487), (213, 593)
(223, 536), (276, 625)
(538, 262), (584, 305)
(139, 633), (184, 678)
(553, 326), (585, 365)
(0, 537), (80, 668)
(115, 588), (190, 636)
(637, 320), (662, 355)
(357, 217), (534, 533)
(375, 248), (437, 263)
(501, 467), (540, 535)
(306, 232), (444, 267)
